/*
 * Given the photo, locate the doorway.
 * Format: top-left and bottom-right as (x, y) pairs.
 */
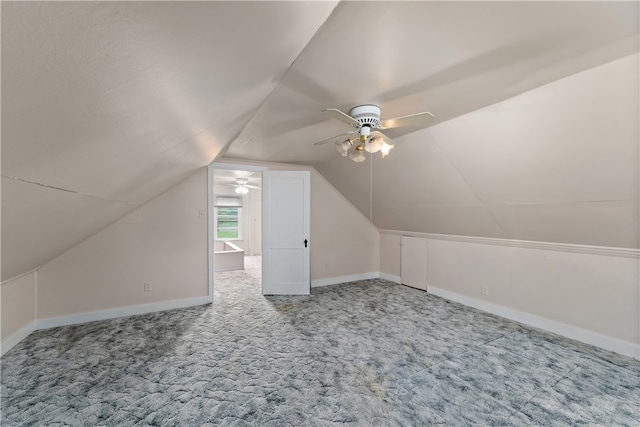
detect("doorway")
(208, 164), (311, 298)
(210, 165), (264, 297)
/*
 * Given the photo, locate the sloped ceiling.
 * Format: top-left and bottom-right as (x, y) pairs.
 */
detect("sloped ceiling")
(317, 54), (638, 248)
(225, 1), (639, 163)
(225, 1), (639, 249)
(2, 1), (638, 280)
(1, 1), (338, 280)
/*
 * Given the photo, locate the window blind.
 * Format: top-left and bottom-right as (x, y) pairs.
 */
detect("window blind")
(215, 196), (242, 207)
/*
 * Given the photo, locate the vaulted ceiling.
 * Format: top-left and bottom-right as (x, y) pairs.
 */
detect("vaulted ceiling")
(2, 1), (638, 280)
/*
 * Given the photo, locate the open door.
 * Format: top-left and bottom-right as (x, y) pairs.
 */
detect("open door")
(262, 171), (310, 295)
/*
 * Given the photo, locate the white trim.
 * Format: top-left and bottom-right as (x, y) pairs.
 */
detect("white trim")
(428, 286), (640, 360)
(34, 270), (39, 319)
(207, 165), (215, 302)
(312, 272), (379, 288)
(210, 162), (268, 173)
(1, 268), (39, 286)
(379, 229), (640, 259)
(379, 272), (401, 284)
(1, 321), (37, 357)
(37, 296), (211, 330)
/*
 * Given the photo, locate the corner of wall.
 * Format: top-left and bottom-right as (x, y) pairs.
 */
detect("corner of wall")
(217, 158), (381, 282)
(1, 271), (38, 356)
(36, 168), (210, 319)
(2, 169), (213, 355)
(379, 229), (640, 359)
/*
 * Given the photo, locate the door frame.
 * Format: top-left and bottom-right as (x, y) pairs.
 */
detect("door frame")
(208, 162), (268, 301)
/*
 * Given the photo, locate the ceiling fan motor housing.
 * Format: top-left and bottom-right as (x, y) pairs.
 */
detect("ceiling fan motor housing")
(349, 104), (381, 128)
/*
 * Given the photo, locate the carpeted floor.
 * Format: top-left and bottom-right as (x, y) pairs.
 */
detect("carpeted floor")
(2, 256), (639, 426)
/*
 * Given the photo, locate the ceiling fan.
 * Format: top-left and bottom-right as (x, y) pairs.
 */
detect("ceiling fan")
(314, 104), (434, 162)
(223, 178), (260, 195)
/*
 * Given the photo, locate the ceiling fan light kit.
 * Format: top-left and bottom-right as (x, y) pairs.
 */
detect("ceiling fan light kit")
(348, 149), (366, 163)
(380, 141), (394, 158)
(315, 104), (434, 162)
(364, 136), (383, 153)
(335, 139), (352, 156)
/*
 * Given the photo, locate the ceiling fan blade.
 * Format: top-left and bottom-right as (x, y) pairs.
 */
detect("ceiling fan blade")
(245, 184), (260, 189)
(322, 108), (360, 127)
(313, 131), (356, 146)
(378, 111), (434, 129)
(372, 131), (396, 145)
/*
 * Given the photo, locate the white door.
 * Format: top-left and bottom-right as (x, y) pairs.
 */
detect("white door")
(401, 236), (427, 290)
(262, 171), (310, 295)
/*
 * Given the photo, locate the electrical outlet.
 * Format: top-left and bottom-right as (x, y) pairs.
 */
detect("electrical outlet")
(144, 282), (152, 292)
(481, 286), (488, 296)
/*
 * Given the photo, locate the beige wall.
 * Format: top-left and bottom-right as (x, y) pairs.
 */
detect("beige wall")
(317, 54), (639, 249)
(380, 230), (640, 357)
(37, 170), (209, 319)
(1, 272), (36, 340)
(380, 233), (401, 280)
(217, 160), (380, 282)
(31, 159), (378, 320)
(309, 167), (379, 281)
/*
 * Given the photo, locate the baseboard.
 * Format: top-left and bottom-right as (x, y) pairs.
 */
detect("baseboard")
(312, 272), (379, 288)
(37, 296), (212, 330)
(379, 273), (401, 284)
(428, 286), (639, 360)
(1, 321), (37, 357)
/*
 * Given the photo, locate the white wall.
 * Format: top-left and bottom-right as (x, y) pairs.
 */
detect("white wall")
(1, 272), (37, 355)
(37, 169), (209, 320)
(380, 230), (640, 358)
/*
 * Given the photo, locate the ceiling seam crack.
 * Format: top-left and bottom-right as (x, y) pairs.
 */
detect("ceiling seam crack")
(1, 174), (138, 205)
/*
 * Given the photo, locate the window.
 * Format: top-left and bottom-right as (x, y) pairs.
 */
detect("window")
(215, 196), (242, 240)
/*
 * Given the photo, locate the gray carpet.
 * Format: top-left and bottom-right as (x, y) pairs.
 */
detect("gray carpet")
(2, 256), (639, 426)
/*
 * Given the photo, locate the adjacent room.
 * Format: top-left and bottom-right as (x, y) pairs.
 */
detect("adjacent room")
(212, 168), (262, 284)
(1, 1), (639, 425)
